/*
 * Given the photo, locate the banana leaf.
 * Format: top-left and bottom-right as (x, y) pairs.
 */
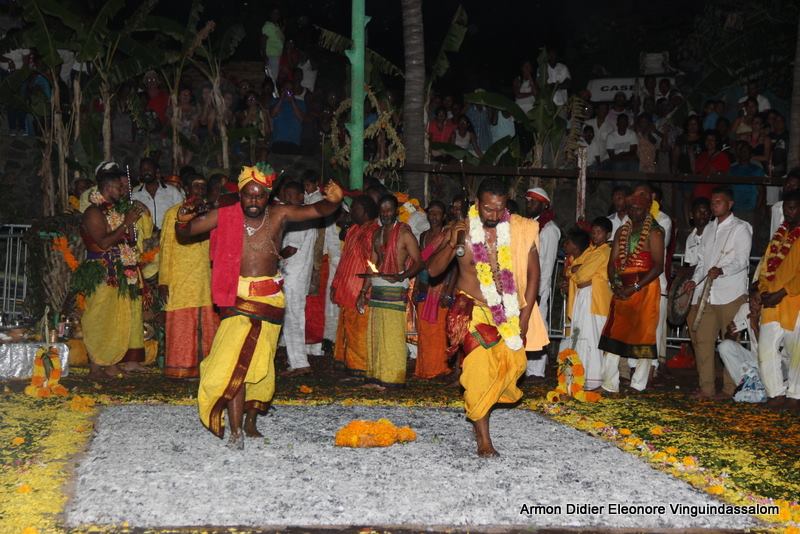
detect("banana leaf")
(316, 25), (403, 78)
(479, 135), (514, 166)
(429, 142), (479, 166)
(73, 0), (125, 60)
(428, 5), (468, 83)
(0, 69), (36, 113)
(19, 0), (65, 68)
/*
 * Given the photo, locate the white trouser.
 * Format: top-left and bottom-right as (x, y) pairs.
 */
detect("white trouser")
(718, 340), (757, 388)
(282, 280), (310, 370)
(759, 318), (800, 399)
(562, 287), (606, 389)
(602, 353), (652, 392)
(525, 289), (551, 377)
(323, 254), (341, 341)
(656, 294), (668, 365)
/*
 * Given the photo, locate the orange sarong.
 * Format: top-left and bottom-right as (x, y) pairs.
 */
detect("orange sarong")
(164, 306), (219, 378)
(414, 303), (450, 379)
(334, 306), (369, 371)
(598, 251), (659, 359)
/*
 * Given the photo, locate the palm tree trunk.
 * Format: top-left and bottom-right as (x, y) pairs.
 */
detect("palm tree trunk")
(790, 11), (800, 169)
(101, 81), (112, 161)
(40, 113), (55, 217)
(401, 0), (426, 201)
(52, 76), (69, 212)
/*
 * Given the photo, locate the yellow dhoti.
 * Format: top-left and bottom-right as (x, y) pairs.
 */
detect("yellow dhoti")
(455, 294), (527, 421)
(366, 285), (408, 385)
(197, 276), (285, 438)
(81, 284), (144, 366)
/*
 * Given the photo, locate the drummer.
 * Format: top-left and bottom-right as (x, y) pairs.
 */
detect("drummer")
(684, 197), (711, 268)
(683, 187), (753, 400)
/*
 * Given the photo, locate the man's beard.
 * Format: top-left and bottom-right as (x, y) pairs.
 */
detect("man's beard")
(245, 206), (264, 218)
(482, 219), (499, 228)
(380, 216), (396, 226)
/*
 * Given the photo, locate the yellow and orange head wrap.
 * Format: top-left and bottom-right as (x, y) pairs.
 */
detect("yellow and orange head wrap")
(237, 163), (277, 191)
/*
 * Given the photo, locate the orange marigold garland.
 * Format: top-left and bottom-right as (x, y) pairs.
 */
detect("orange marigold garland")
(51, 236), (79, 272)
(140, 246), (160, 265)
(763, 222), (800, 282)
(24, 345), (69, 398)
(546, 348), (601, 403)
(335, 418), (417, 448)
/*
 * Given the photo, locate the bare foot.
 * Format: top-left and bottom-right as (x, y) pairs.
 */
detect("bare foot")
(104, 364), (125, 378)
(120, 361), (148, 373)
(226, 430), (244, 450)
(766, 395), (786, 410)
(361, 382), (386, 391)
(244, 415), (263, 438)
(477, 445), (500, 458)
(279, 366), (312, 378)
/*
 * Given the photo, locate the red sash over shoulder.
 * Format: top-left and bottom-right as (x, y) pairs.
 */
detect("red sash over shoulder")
(210, 203), (244, 307)
(380, 222), (412, 274)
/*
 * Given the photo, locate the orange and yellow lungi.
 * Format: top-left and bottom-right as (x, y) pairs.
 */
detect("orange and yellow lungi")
(334, 307), (370, 371)
(449, 293), (527, 421)
(414, 302), (450, 379)
(197, 276), (285, 438)
(164, 307), (219, 378)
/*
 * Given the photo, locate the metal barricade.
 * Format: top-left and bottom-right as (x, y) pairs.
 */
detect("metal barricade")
(545, 253), (762, 350)
(0, 224), (30, 321)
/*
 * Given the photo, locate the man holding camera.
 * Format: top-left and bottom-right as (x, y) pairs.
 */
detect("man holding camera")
(270, 80), (306, 154)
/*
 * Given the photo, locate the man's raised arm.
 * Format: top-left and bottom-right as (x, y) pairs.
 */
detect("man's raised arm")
(176, 206), (219, 238)
(280, 181), (344, 224)
(428, 220), (466, 277)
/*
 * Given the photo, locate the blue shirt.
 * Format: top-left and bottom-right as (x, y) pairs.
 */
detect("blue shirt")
(729, 162), (764, 212)
(270, 97), (306, 146)
(702, 112), (719, 132)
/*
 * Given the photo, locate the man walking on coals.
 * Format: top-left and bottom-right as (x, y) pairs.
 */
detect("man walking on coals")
(427, 178), (547, 457)
(176, 164), (343, 449)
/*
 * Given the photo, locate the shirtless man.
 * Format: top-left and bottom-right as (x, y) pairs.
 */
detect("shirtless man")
(176, 165), (342, 448)
(428, 178), (543, 456)
(357, 194), (423, 387)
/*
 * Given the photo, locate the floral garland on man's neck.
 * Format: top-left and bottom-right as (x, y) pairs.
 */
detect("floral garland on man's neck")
(617, 214), (653, 273)
(467, 205), (522, 350)
(764, 222), (800, 282)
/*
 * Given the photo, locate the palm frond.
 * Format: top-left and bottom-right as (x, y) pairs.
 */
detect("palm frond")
(316, 26), (403, 78)
(429, 5), (467, 83)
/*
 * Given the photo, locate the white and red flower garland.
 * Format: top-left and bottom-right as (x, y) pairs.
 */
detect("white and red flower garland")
(764, 221), (800, 282)
(467, 205), (522, 350)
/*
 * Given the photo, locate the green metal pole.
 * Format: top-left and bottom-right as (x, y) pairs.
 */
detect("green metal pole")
(346, 0), (368, 191)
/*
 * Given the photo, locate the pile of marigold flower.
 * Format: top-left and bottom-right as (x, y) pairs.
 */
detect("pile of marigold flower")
(335, 418), (416, 448)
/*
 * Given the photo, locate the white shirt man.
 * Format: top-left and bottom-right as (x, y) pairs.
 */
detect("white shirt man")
(684, 227), (703, 267)
(580, 136), (608, 167)
(131, 182), (184, 230)
(525, 187), (561, 378)
(688, 191), (752, 397)
(770, 201), (784, 240)
(605, 128), (638, 156)
(280, 198), (318, 373)
(545, 62), (571, 106)
(717, 302), (764, 401)
(607, 212), (630, 239)
(655, 210), (672, 361)
(303, 188), (343, 353)
(737, 93), (771, 112)
(584, 116), (615, 145)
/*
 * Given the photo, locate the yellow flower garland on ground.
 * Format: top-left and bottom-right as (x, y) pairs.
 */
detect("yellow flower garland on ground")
(546, 349), (601, 403)
(335, 418), (416, 448)
(24, 346), (68, 398)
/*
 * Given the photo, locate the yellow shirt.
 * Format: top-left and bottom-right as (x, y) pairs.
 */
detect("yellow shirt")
(158, 204), (212, 311)
(567, 243), (612, 318)
(758, 228), (800, 330)
(509, 215), (549, 351)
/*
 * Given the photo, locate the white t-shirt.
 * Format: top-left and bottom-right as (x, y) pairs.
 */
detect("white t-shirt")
(605, 129), (638, 155)
(581, 137), (608, 164)
(738, 94), (771, 112)
(607, 212), (630, 239)
(545, 62), (570, 106)
(515, 78), (535, 113)
(490, 112), (515, 143)
(299, 59), (317, 93)
(770, 201), (783, 239)
(584, 117), (615, 144)
(131, 183), (185, 229)
(684, 227), (703, 267)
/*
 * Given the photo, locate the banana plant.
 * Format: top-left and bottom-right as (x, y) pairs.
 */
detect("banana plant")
(191, 23), (246, 173)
